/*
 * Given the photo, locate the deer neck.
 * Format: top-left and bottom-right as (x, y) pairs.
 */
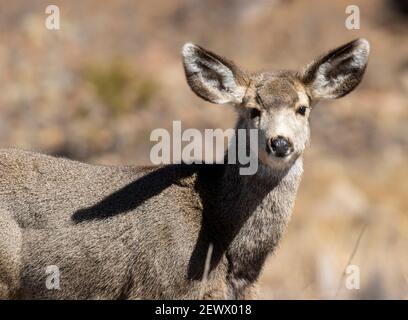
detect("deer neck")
(209, 122), (303, 295)
(218, 151), (303, 225)
(219, 119), (303, 220)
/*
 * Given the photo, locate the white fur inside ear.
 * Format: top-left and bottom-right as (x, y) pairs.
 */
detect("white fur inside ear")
(182, 43), (245, 104)
(353, 38), (370, 66)
(312, 62), (344, 99)
(310, 39), (370, 99)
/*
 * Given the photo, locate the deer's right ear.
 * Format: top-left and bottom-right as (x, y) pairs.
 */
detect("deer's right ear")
(182, 43), (247, 104)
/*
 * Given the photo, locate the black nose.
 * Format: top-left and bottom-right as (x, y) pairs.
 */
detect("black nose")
(269, 136), (293, 157)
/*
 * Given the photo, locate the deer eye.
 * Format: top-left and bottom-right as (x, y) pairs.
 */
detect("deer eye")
(296, 106), (307, 116)
(249, 108), (261, 119)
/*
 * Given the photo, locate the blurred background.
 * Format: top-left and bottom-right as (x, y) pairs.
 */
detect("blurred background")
(0, 0), (406, 299)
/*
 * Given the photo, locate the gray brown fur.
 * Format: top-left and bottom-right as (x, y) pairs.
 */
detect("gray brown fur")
(0, 39), (369, 299)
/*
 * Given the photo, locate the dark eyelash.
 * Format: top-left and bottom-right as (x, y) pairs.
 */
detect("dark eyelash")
(296, 106), (307, 116)
(255, 93), (266, 108)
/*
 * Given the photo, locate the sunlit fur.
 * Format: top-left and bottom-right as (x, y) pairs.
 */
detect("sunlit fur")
(240, 71), (312, 171)
(0, 39), (369, 300)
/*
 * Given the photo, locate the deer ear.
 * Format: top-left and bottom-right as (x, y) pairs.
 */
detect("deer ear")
(301, 38), (370, 100)
(182, 43), (248, 104)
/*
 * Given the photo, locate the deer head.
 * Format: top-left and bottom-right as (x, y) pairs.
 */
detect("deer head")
(182, 39), (370, 171)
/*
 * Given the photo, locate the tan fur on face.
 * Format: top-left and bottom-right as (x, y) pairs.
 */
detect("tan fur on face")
(242, 72), (311, 169)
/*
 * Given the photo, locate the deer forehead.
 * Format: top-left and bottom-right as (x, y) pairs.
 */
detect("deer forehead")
(251, 74), (309, 109)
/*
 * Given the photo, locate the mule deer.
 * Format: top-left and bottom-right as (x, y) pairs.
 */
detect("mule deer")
(0, 39), (369, 299)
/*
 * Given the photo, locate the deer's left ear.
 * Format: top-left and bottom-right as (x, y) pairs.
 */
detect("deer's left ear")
(301, 38), (370, 100)
(182, 43), (248, 104)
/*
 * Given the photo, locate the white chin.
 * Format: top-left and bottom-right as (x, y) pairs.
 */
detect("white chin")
(264, 153), (297, 170)
(259, 150), (300, 170)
